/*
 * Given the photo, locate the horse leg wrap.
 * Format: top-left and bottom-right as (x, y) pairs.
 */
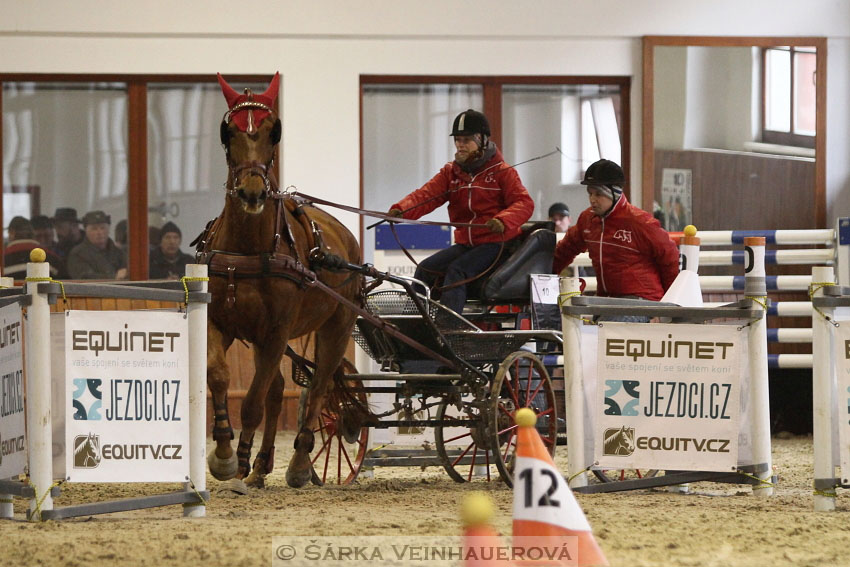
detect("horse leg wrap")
(293, 427), (315, 453)
(254, 447), (275, 475)
(212, 400), (234, 441)
(236, 437), (254, 476)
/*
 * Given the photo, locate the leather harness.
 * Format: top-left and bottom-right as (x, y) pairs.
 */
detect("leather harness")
(195, 194), (327, 307)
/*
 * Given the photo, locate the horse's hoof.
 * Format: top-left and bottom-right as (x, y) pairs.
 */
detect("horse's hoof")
(245, 470), (266, 489)
(216, 478), (249, 495)
(340, 411), (361, 445)
(286, 466), (312, 488)
(208, 451), (238, 481)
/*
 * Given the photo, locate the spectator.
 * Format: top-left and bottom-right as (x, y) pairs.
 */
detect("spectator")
(149, 221), (193, 279)
(149, 226), (162, 251)
(31, 215), (58, 251)
(67, 211), (127, 280)
(547, 202), (571, 233)
(53, 207), (84, 258)
(4, 216), (65, 279)
(114, 219), (128, 252)
(387, 109), (534, 315)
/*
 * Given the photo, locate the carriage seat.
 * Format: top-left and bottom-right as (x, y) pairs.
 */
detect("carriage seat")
(467, 223), (556, 304)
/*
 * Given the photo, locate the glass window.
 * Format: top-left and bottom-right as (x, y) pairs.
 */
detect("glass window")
(763, 46), (816, 147)
(146, 81), (265, 275)
(361, 83), (482, 264)
(2, 82), (129, 279)
(501, 84), (623, 223)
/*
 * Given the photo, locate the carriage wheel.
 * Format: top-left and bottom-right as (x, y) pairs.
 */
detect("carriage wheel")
(296, 359), (369, 486)
(488, 351), (557, 487)
(434, 397), (501, 483)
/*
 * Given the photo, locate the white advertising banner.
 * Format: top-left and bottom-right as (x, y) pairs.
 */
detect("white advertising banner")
(64, 310), (189, 482)
(835, 323), (850, 483)
(594, 323), (743, 472)
(0, 303), (25, 479)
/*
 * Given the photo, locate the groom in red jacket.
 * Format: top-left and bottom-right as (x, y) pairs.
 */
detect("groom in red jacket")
(553, 159), (679, 303)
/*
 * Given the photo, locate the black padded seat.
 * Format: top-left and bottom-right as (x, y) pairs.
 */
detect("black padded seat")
(467, 226), (556, 304)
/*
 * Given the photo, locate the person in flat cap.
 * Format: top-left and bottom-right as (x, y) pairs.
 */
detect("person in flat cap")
(149, 221), (193, 280)
(3, 216), (66, 280)
(67, 210), (127, 280)
(52, 207), (84, 258)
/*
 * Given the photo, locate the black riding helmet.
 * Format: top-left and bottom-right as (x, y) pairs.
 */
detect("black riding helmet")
(450, 109), (491, 139)
(581, 159), (625, 186)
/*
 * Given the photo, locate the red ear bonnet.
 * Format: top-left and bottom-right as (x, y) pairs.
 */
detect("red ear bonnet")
(218, 72), (280, 132)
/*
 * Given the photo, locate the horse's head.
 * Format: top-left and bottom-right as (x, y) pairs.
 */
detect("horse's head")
(218, 72), (282, 214)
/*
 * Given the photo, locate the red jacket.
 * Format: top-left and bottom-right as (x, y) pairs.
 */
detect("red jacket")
(391, 148), (534, 245)
(553, 194), (679, 300)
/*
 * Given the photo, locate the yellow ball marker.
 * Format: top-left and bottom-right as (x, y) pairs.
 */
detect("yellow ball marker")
(514, 407), (537, 428)
(461, 491), (494, 527)
(683, 224), (697, 237)
(29, 248), (47, 263)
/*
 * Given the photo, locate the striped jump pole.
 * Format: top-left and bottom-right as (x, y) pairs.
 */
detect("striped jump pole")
(745, 236), (773, 497)
(560, 276), (587, 489)
(811, 265), (837, 511)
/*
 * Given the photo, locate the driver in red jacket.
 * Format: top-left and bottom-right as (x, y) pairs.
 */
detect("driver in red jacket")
(388, 109), (534, 314)
(553, 159), (679, 304)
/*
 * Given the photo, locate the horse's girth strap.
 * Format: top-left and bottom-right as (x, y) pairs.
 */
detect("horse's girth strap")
(204, 251), (316, 282)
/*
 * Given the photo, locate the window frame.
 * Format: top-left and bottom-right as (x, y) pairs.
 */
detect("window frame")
(761, 46), (817, 149)
(0, 73), (276, 280)
(358, 74), (631, 244)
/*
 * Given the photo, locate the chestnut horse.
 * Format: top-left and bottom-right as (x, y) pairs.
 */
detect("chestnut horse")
(197, 72), (362, 490)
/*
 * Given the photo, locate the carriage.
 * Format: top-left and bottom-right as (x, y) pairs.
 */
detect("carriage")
(294, 222), (565, 487)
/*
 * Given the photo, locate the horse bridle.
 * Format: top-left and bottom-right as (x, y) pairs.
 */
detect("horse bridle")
(221, 99), (278, 200)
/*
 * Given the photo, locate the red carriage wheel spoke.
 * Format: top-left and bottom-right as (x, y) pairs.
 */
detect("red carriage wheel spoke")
(528, 379), (545, 402)
(337, 438), (342, 482)
(311, 432), (335, 465)
(517, 360), (532, 402)
(321, 440), (331, 480)
(497, 404), (513, 418)
(340, 442), (355, 472)
(496, 422), (518, 437)
(444, 426), (475, 444)
(467, 446), (478, 481)
(501, 430), (517, 461)
(502, 375), (521, 408)
(451, 442), (476, 468)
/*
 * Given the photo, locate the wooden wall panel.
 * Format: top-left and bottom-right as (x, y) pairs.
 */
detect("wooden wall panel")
(654, 149), (816, 231)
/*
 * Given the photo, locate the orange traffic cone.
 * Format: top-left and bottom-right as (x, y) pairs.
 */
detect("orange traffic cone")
(512, 408), (609, 567)
(462, 492), (515, 567)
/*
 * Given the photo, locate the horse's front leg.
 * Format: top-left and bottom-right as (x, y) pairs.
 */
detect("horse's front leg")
(244, 370), (284, 488)
(233, 340), (287, 486)
(207, 324), (238, 481)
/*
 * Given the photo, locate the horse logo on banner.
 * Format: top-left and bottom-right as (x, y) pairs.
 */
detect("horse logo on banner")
(602, 426), (636, 457)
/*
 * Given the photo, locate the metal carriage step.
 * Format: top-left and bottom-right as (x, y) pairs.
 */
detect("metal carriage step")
(350, 373), (463, 381)
(364, 447), (492, 468)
